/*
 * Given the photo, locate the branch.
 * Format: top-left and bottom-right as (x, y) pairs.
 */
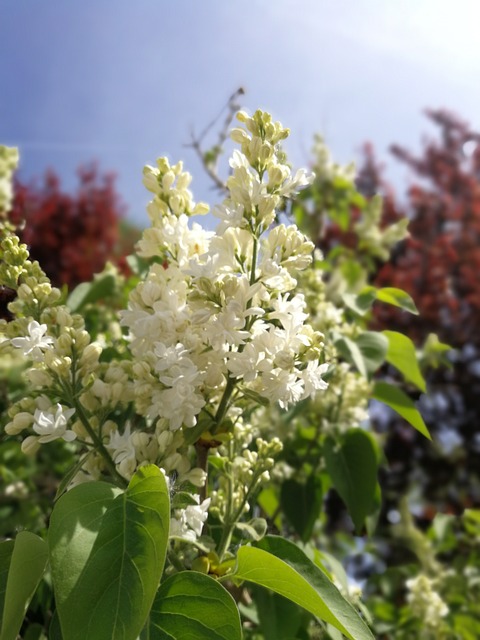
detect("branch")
(185, 87), (245, 194)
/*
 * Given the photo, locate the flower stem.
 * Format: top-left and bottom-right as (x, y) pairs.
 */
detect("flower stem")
(68, 347), (127, 488)
(73, 400), (128, 488)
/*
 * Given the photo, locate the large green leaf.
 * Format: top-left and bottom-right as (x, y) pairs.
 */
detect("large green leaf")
(234, 536), (374, 640)
(49, 465), (170, 640)
(252, 585), (308, 640)
(22, 622), (46, 640)
(48, 611), (63, 640)
(144, 571), (242, 640)
(382, 330), (426, 392)
(0, 532), (48, 640)
(281, 475), (323, 542)
(373, 382), (431, 439)
(324, 430), (379, 533)
(0, 541), (13, 622)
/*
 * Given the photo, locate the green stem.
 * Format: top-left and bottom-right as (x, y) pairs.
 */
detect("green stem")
(217, 471), (235, 562)
(167, 548), (185, 573)
(211, 376), (236, 435)
(211, 229), (259, 436)
(68, 346), (127, 488)
(195, 441), (209, 503)
(217, 464), (265, 562)
(249, 235), (258, 287)
(73, 400), (128, 488)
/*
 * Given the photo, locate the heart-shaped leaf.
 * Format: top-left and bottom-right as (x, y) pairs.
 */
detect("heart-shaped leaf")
(49, 465), (170, 640)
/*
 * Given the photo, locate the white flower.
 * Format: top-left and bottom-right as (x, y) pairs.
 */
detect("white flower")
(150, 385), (205, 431)
(184, 497), (211, 537)
(106, 423), (138, 478)
(300, 361), (329, 398)
(277, 167), (314, 196)
(213, 201), (246, 232)
(11, 321), (54, 361)
(32, 404), (76, 443)
(259, 368), (305, 409)
(406, 574), (449, 628)
(170, 495), (211, 541)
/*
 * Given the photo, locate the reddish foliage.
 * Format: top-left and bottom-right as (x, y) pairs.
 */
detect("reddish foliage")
(358, 110), (480, 516)
(369, 109), (480, 347)
(10, 165), (133, 288)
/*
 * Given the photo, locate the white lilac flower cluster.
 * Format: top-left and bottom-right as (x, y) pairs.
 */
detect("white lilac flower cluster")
(2, 112), (333, 545)
(311, 135), (357, 185)
(354, 195), (409, 262)
(406, 574), (449, 631)
(287, 267), (371, 436)
(122, 109), (329, 440)
(310, 135), (409, 264)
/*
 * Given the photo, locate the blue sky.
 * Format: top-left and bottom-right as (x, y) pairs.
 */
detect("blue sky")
(2, 1), (480, 228)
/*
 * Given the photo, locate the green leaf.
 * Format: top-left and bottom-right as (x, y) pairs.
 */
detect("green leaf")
(236, 517), (268, 542)
(313, 549), (349, 595)
(48, 612), (63, 640)
(0, 541), (13, 620)
(235, 536), (374, 640)
(324, 430), (379, 533)
(375, 287), (418, 315)
(257, 488), (282, 531)
(281, 475), (323, 542)
(67, 273), (116, 312)
(171, 490), (204, 510)
(145, 571), (242, 640)
(354, 331), (388, 374)
(240, 388), (270, 407)
(372, 382), (431, 439)
(382, 330), (426, 392)
(334, 335), (367, 377)
(23, 623), (47, 640)
(342, 289), (377, 316)
(252, 585), (308, 640)
(54, 450), (95, 501)
(339, 260), (365, 289)
(182, 414), (215, 445)
(0, 532), (48, 640)
(343, 287), (418, 316)
(49, 465), (170, 640)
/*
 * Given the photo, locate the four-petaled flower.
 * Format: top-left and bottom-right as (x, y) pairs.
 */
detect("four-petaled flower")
(32, 404), (76, 443)
(11, 320), (54, 361)
(170, 496), (211, 542)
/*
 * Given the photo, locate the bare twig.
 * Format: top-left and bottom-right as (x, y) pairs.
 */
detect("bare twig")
(186, 87), (245, 193)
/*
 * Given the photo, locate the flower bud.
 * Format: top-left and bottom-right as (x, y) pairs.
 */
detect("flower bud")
(17, 283), (32, 300)
(74, 330), (91, 351)
(191, 556), (210, 574)
(13, 411), (34, 431)
(80, 343), (102, 368)
(21, 435), (40, 456)
(183, 467), (207, 487)
(57, 333), (72, 353)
